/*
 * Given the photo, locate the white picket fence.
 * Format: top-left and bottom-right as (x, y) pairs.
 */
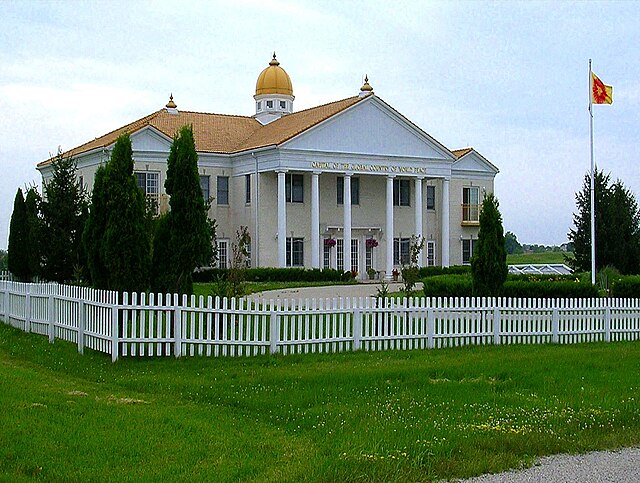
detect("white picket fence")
(1, 280), (640, 362)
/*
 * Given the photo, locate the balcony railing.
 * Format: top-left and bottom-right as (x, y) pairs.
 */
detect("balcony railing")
(461, 203), (480, 225)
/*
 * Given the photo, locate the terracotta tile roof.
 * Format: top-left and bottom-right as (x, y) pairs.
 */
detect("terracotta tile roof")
(38, 95), (366, 168)
(451, 147), (474, 159)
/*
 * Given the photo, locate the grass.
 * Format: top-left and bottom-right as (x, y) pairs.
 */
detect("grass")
(1, 322), (640, 482)
(507, 251), (573, 265)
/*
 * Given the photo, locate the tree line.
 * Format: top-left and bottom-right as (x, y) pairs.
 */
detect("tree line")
(8, 125), (215, 295)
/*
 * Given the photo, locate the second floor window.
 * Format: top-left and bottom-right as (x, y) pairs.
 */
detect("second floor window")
(462, 186), (480, 223)
(336, 176), (360, 205)
(393, 179), (410, 206)
(217, 176), (229, 205)
(200, 175), (210, 202)
(286, 173), (304, 203)
(245, 174), (251, 204)
(426, 185), (436, 210)
(135, 171), (159, 213)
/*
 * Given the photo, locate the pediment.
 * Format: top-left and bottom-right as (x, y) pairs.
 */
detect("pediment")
(452, 150), (499, 175)
(283, 97), (454, 160)
(130, 126), (172, 153)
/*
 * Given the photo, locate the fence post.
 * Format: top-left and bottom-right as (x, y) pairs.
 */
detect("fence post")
(48, 294), (55, 343)
(353, 307), (362, 351)
(427, 308), (434, 349)
(552, 307), (559, 343)
(111, 304), (119, 363)
(604, 305), (611, 343)
(493, 302), (501, 345)
(77, 299), (85, 354)
(269, 311), (279, 354)
(174, 294), (182, 358)
(25, 291), (31, 333)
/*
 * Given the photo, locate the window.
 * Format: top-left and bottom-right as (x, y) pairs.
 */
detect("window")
(393, 179), (410, 206)
(256, 101), (262, 112)
(245, 174), (251, 204)
(135, 171), (160, 213)
(323, 243), (331, 269)
(279, 100), (286, 109)
(246, 243), (252, 268)
(217, 176), (229, 205)
(426, 185), (436, 210)
(200, 175), (210, 202)
(79, 176), (84, 189)
(393, 237), (411, 265)
(365, 245), (373, 272)
(462, 186), (480, 223)
(351, 239), (359, 274)
(462, 239), (477, 265)
(286, 237), (304, 267)
(426, 240), (436, 267)
(217, 240), (229, 269)
(337, 239), (344, 272)
(336, 176), (360, 205)
(266, 100), (273, 109)
(285, 173), (304, 203)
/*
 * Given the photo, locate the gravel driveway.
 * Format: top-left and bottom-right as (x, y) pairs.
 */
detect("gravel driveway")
(457, 448), (640, 482)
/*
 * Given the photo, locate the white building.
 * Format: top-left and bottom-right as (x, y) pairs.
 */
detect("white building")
(37, 54), (498, 279)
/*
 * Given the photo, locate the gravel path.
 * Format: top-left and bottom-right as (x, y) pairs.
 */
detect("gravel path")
(458, 448), (640, 482)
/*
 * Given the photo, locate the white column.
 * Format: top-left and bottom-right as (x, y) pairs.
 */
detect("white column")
(311, 171), (320, 268)
(386, 175), (395, 279)
(441, 178), (450, 267)
(277, 170), (287, 268)
(415, 177), (424, 267)
(343, 173), (352, 273)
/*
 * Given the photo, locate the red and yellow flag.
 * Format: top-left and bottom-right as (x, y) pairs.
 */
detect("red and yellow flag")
(591, 72), (613, 104)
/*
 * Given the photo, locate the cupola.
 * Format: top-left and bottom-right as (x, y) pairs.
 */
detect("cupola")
(254, 53), (295, 125)
(165, 93), (178, 114)
(359, 75), (373, 97)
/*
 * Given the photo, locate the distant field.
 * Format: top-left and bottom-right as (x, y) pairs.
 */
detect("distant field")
(507, 251), (573, 265)
(1, 322), (639, 482)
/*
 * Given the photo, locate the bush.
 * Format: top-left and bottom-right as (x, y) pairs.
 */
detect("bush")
(610, 276), (640, 298)
(501, 280), (598, 298)
(193, 267), (352, 283)
(423, 275), (473, 298)
(417, 265), (471, 277)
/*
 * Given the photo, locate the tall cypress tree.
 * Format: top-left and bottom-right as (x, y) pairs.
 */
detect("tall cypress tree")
(40, 151), (87, 283)
(100, 133), (151, 292)
(161, 125), (213, 295)
(8, 188), (30, 281)
(83, 165), (109, 288)
(471, 193), (508, 296)
(24, 187), (43, 279)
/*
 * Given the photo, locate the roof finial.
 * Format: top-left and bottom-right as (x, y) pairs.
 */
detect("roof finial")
(359, 75), (373, 96)
(269, 52), (280, 66)
(166, 93), (177, 109)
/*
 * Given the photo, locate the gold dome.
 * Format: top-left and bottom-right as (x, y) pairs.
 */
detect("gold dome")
(255, 53), (293, 96)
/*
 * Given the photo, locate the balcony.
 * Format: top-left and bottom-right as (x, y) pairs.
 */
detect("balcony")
(461, 203), (480, 225)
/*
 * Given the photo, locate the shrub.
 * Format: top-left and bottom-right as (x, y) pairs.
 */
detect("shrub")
(610, 276), (640, 298)
(417, 265), (471, 277)
(501, 280), (598, 298)
(193, 267), (352, 283)
(423, 275), (473, 298)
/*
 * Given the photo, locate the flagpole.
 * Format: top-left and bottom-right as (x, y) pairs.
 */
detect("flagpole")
(589, 59), (596, 285)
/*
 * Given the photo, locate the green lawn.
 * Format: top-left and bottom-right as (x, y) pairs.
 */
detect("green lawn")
(193, 280), (357, 298)
(507, 251), (573, 265)
(1, 322), (639, 482)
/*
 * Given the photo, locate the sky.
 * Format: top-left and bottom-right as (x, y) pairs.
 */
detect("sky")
(1, 0), (639, 249)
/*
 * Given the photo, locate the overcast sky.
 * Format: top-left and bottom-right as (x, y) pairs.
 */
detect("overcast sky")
(1, 0), (639, 249)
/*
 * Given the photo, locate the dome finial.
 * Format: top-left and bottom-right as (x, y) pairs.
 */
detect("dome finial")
(359, 75), (373, 96)
(166, 93), (177, 108)
(269, 52), (280, 66)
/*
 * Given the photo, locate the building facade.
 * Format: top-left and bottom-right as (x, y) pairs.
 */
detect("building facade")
(37, 55), (498, 279)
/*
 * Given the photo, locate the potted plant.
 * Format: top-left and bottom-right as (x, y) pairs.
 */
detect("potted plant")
(392, 268), (399, 281)
(365, 238), (378, 249)
(324, 237), (336, 248)
(367, 267), (376, 280)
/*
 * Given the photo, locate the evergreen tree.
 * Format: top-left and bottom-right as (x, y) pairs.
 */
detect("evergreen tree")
(471, 193), (508, 296)
(504, 231), (524, 255)
(40, 151), (88, 283)
(24, 187), (43, 279)
(83, 165), (109, 288)
(101, 134), (151, 292)
(150, 213), (173, 294)
(568, 169), (640, 274)
(162, 125), (213, 294)
(8, 188), (30, 281)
